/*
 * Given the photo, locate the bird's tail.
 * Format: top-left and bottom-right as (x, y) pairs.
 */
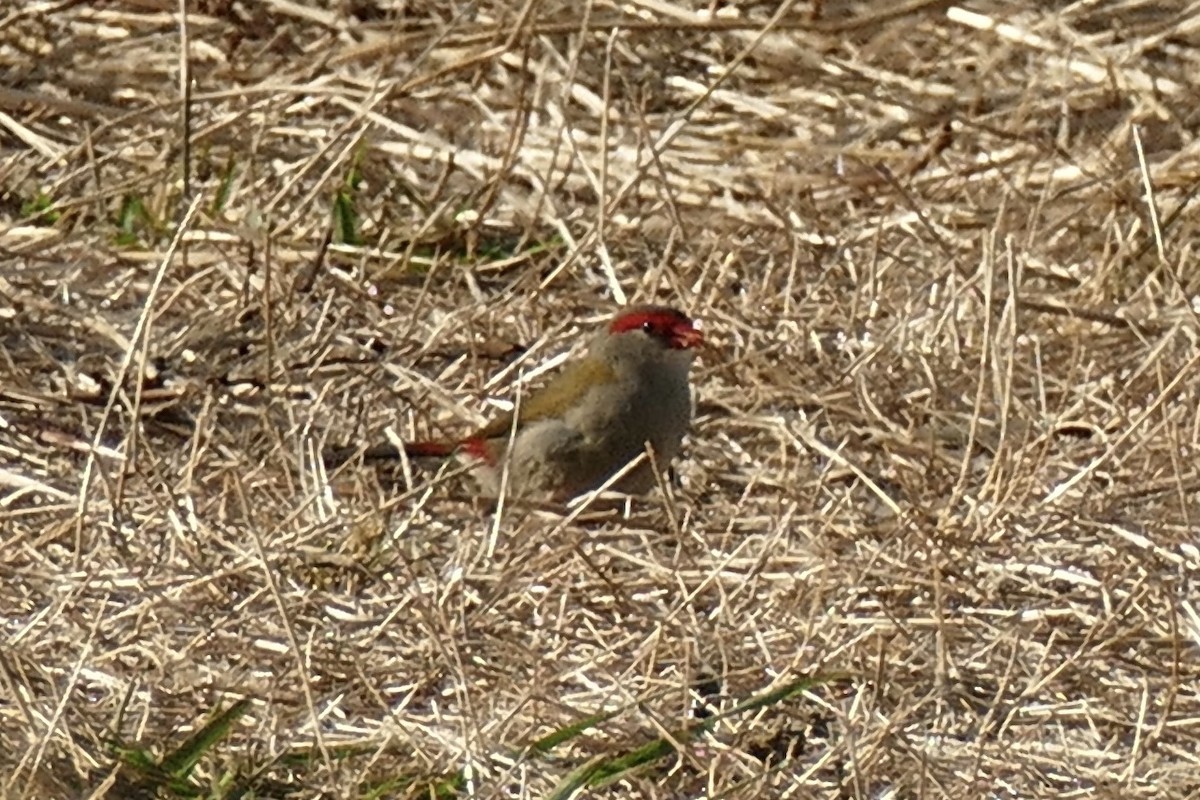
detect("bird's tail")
(323, 439), (455, 466)
(402, 441), (456, 458)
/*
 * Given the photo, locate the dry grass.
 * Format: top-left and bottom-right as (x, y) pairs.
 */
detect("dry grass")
(5, 0), (1200, 796)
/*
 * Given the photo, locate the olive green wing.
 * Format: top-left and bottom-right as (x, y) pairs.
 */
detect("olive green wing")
(471, 356), (617, 441)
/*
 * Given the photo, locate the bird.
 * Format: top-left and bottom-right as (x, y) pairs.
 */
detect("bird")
(329, 305), (704, 499)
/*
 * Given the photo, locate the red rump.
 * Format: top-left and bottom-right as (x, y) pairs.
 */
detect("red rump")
(460, 437), (495, 463)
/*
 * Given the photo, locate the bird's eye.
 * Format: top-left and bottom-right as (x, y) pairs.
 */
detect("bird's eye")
(642, 321), (655, 333)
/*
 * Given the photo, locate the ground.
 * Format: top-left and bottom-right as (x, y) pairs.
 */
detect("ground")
(3, 0), (1200, 797)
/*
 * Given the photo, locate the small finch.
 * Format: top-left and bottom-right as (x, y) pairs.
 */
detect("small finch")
(330, 305), (703, 499)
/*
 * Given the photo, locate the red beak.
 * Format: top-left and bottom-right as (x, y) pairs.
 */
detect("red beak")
(672, 325), (705, 350)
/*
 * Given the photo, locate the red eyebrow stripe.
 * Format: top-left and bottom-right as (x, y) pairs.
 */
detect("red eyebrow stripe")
(608, 307), (693, 334)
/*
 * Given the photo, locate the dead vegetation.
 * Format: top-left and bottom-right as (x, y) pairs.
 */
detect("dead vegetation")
(4, 0), (1200, 796)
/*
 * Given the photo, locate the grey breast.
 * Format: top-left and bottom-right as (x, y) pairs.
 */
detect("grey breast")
(594, 333), (694, 463)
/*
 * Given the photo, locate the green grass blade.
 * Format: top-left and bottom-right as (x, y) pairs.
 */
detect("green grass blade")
(158, 697), (253, 779)
(544, 674), (839, 797)
(332, 189), (362, 245)
(112, 744), (200, 797)
(526, 707), (622, 754)
(20, 192), (60, 225)
(210, 155), (238, 215)
(115, 194), (151, 246)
